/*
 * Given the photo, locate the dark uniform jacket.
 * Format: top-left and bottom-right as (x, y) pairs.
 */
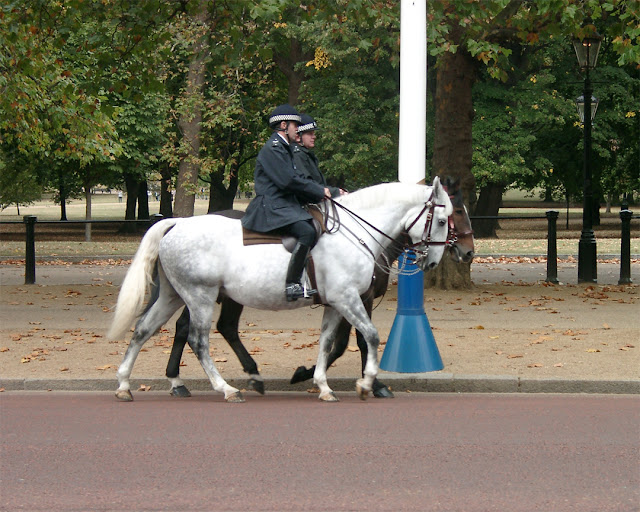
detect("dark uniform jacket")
(241, 133), (326, 233)
(292, 144), (341, 198)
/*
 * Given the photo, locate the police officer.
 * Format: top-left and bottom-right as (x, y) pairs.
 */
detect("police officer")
(293, 114), (344, 198)
(242, 104), (331, 302)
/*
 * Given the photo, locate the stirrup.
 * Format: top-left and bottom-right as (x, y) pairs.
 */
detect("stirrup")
(285, 283), (317, 302)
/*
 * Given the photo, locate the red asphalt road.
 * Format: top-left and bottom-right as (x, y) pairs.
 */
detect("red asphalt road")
(1, 392), (638, 512)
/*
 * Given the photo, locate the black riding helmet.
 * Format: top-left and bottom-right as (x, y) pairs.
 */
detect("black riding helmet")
(297, 114), (319, 134)
(268, 104), (301, 129)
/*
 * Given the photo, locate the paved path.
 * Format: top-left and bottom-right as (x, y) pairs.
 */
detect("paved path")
(1, 260), (638, 395)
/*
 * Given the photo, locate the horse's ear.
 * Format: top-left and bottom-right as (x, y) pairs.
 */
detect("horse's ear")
(432, 175), (441, 192)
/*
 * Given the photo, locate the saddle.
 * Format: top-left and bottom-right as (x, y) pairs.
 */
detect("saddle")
(240, 205), (325, 252)
(216, 206), (326, 304)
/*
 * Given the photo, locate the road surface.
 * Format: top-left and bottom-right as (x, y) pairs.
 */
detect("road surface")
(1, 392), (638, 511)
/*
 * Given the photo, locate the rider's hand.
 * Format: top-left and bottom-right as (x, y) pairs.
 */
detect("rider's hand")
(324, 187), (332, 198)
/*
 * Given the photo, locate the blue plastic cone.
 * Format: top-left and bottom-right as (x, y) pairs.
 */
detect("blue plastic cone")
(379, 252), (443, 373)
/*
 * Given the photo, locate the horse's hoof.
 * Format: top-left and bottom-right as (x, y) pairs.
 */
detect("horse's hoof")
(318, 391), (339, 402)
(225, 391), (245, 403)
(290, 365), (312, 384)
(356, 382), (370, 401)
(170, 385), (191, 398)
(373, 385), (394, 399)
(249, 378), (265, 395)
(115, 390), (133, 402)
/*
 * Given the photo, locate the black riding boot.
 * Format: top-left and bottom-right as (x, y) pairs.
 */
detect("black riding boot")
(285, 243), (317, 302)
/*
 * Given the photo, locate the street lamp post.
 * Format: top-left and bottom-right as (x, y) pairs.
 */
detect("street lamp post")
(573, 21), (602, 283)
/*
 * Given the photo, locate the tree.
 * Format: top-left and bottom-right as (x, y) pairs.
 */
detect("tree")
(0, 157), (42, 214)
(426, 0), (640, 288)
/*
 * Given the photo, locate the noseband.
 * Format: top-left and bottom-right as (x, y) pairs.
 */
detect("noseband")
(405, 193), (451, 257)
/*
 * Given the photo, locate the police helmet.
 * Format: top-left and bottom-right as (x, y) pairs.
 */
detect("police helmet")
(268, 104), (301, 129)
(297, 114), (319, 134)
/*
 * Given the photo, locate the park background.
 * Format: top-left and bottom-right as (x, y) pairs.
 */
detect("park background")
(1, 1), (638, 285)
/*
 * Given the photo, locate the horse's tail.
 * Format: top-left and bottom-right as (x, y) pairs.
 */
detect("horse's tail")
(107, 219), (179, 340)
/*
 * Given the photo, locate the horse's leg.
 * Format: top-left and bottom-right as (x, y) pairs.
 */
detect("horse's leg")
(166, 307), (191, 398)
(313, 307), (346, 402)
(290, 313), (351, 384)
(356, 292), (394, 399)
(329, 294), (380, 400)
(186, 294), (244, 403)
(216, 297), (264, 395)
(116, 287), (184, 401)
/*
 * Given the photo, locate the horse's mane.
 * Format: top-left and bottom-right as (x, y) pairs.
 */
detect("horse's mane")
(334, 182), (428, 210)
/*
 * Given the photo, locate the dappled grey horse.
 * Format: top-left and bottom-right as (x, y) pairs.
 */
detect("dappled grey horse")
(108, 180), (453, 402)
(160, 176), (475, 398)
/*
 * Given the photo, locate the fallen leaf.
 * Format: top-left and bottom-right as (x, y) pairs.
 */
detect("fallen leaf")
(347, 346), (359, 352)
(602, 323), (610, 329)
(138, 384), (151, 391)
(96, 364), (115, 370)
(507, 354), (523, 359)
(473, 325), (485, 330)
(214, 357), (228, 363)
(60, 367), (69, 372)
(586, 348), (601, 353)
(0, 347), (9, 352)
(554, 363), (564, 367)
(527, 363), (543, 368)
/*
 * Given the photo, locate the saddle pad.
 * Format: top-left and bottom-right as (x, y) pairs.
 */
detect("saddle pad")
(242, 206), (325, 247)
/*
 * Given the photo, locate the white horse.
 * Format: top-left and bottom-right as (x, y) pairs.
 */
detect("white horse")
(108, 179), (453, 402)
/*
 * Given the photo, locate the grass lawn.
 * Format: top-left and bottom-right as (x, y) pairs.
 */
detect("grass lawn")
(1, 193), (638, 258)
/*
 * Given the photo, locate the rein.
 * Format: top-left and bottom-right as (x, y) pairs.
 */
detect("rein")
(323, 191), (451, 274)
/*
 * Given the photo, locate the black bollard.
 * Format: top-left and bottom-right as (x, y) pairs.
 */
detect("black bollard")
(23, 215), (37, 285)
(546, 210), (559, 284)
(618, 210), (632, 285)
(150, 213), (164, 225)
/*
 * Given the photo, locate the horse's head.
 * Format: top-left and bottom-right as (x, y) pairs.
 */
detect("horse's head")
(404, 176), (453, 271)
(442, 176), (475, 263)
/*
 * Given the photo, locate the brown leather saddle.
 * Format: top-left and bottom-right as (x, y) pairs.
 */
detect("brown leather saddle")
(216, 206), (325, 304)
(240, 205), (325, 252)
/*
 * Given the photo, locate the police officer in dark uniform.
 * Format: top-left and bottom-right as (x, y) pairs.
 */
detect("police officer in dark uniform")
(242, 104), (330, 302)
(293, 114), (343, 198)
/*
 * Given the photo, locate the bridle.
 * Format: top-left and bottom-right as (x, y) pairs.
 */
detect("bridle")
(324, 189), (452, 268)
(443, 186), (474, 248)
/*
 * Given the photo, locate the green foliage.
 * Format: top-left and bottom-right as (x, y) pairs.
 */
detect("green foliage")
(1, 0), (638, 209)
(0, 158), (42, 210)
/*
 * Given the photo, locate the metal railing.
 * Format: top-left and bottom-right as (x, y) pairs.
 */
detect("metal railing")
(1, 210), (636, 285)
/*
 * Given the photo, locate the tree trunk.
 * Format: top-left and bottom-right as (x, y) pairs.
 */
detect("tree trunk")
(207, 168), (238, 213)
(425, 257), (473, 289)
(137, 180), (150, 220)
(473, 183), (506, 238)
(59, 173), (67, 221)
(159, 163), (173, 218)
(432, 48), (476, 210)
(274, 39), (312, 106)
(84, 183), (92, 242)
(173, 2), (209, 218)
(120, 174), (139, 233)
(429, 44), (476, 289)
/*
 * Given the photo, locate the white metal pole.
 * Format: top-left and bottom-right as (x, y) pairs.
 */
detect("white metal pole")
(398, 0), (427, 184)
